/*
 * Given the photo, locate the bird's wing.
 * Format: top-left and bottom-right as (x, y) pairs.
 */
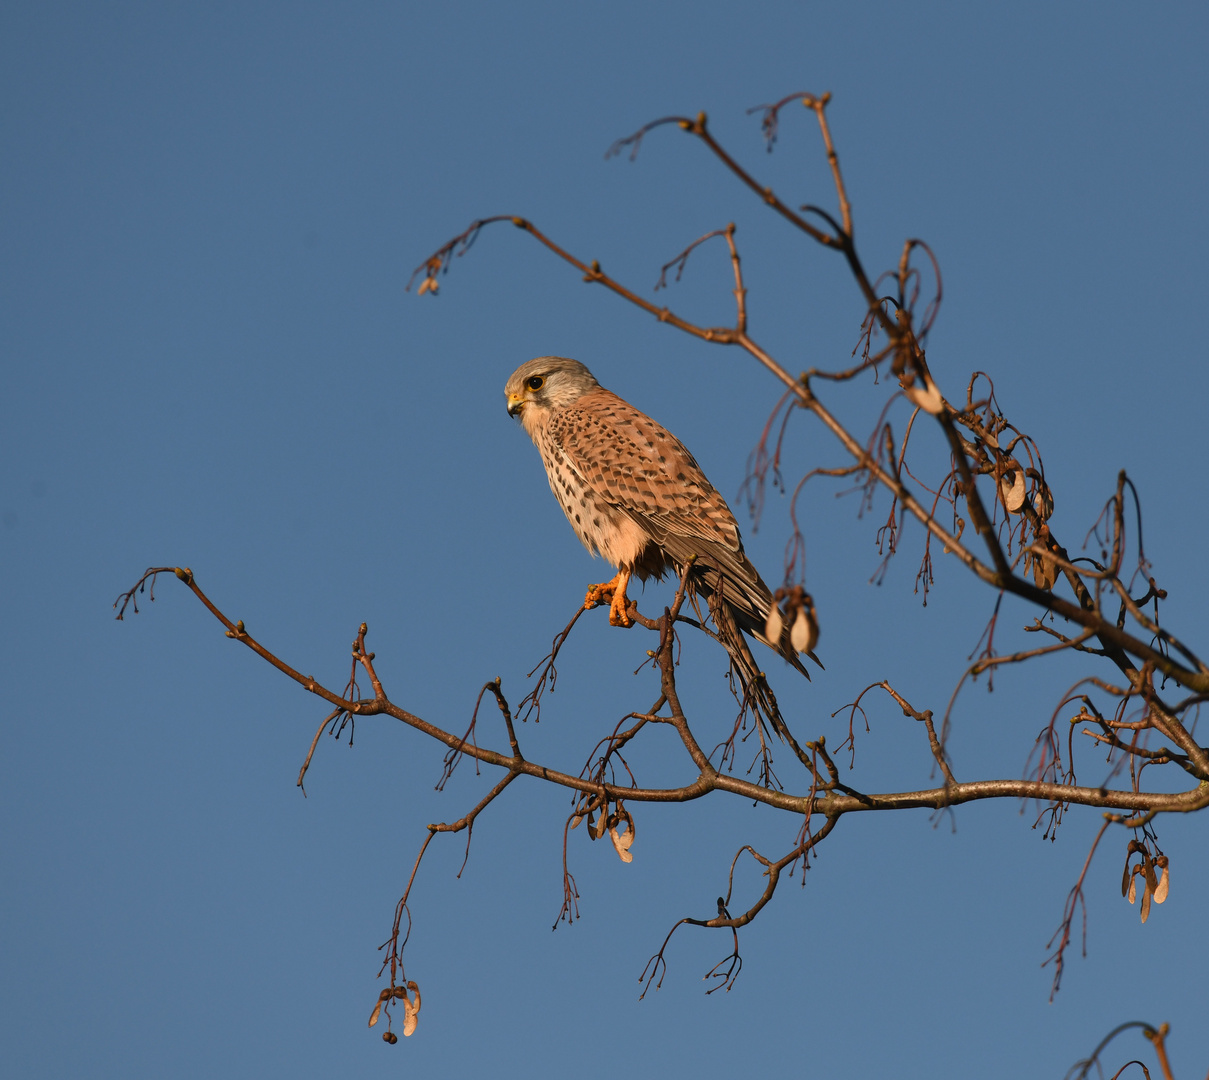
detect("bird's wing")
(548, 391), (737, 545)
(549, 388), (818, 676)
(548, 389), (770, 609)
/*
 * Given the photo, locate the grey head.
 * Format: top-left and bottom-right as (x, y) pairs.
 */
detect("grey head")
(504, 356), (601, 420)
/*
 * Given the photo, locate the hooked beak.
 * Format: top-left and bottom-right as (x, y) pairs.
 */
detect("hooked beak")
(506, 393), (525, 417)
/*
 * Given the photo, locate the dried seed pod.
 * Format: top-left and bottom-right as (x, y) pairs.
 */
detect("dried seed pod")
(1140, 884), (1152, 924)
(1127, 868), (1137, 905)
(764, 605), (784, 645)
(791, 605), (818, 655)
(903, 375), (944, 415)
(1036, 555), (1058, 590)
(1142, 855), (1159, 895)
(383, 1031), (398, 1044)
(999, 469), (1026, 513)
(401, 982), (421, 1037)
(609, 808), (635, 864)
(1154, 865), (1169, 904)
(1032, 484), (1054, 520)
(594, 803), (609, 839)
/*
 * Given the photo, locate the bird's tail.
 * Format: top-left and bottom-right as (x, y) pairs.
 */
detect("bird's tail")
(707, 590), (798, 746)
(690, 557), (822, 679)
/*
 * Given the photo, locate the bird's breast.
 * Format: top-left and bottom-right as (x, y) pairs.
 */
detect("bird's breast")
(537, 440), (658, 572)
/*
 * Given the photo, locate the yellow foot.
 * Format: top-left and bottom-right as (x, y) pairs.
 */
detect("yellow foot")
(608, 590), (635, 628)
(584, 571), (634, 628)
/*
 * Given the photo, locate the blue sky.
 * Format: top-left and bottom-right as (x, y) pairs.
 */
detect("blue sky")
(3, 2), (1207, 1077)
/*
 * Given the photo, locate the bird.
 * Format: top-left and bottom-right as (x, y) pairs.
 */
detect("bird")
(504, 356), (819, 743)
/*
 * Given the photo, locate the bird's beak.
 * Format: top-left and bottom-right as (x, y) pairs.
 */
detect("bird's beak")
(506, 393), (525, 417)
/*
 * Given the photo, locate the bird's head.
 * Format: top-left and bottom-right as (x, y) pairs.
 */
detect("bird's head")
(504, 356), (600, 433)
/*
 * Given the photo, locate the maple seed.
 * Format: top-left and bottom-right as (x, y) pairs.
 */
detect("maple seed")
(904, 375), (943, 415)
(1033, 486), (1055, 519)
(1032, 551), (1059, 590)
(791, 607), (818, 654)
(609, 808), (636, 863)
(1154, 865), (1169, 904)
(999, 470), (1026, 513)
(765, 605), (784, 645)
(400, 982), (421, 1036)
(1142, 856), (1158, 894)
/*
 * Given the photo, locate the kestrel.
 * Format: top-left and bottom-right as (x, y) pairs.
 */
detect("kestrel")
(505, 356), (819, 740)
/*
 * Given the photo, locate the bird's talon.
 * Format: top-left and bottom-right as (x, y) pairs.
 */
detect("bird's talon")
(608, 597), (635, 628)
(584, 582), (616, 610)
(584, 573), (635, 626)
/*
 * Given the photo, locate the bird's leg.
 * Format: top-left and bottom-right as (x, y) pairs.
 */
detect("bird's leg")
(583, 568), (635, 628)
(608, 568), (634, 627)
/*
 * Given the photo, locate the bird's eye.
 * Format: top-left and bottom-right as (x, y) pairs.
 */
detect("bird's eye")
(526, 375), (545, 391)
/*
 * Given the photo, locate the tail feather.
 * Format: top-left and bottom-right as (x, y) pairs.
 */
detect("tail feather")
(689, 558), (821, 677)
(707, 590), (796, 744)
(641, 519), (821, 673)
